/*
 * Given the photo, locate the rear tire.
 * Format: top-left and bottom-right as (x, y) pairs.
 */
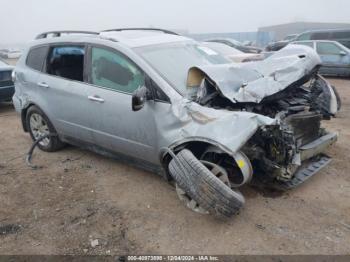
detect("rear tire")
(169, 149), (245, 218)
(26, 106), (65, 152)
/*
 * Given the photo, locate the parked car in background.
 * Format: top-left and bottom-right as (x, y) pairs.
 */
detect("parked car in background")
(0, 49), (22, 59)
(201, 42), (264, 62)
(265, 41), (289, 52)
(265, 34), (298, 52)
(291, 40), (350, 77)
(206, 38), (262, 53)
(295, 29), (350, 49)
(0, 59), (15, 102)
(284, 34), (298, 41)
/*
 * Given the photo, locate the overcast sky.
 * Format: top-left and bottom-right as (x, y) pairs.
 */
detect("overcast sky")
(1, 0), (349, 44)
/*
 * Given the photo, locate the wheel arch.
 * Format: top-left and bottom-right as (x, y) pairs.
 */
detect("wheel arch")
(21, 103), (50, 132)
(160, 137), (253, 182)
(21, 102), (37, 132)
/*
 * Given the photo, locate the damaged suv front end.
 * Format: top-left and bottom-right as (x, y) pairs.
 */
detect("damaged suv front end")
(140, 43), (339, 216)
(183, 45), (338, 190)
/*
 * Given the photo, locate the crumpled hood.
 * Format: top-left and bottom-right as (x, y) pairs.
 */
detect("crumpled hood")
(164, 99), (276, 154)
(187, 45), (321, 103)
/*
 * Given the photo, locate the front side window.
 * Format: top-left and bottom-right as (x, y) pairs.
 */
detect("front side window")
(46, 46), (85, 81)
(317, 42), (342, 55)
(26, 46), (49, 71)
(91, 47), (144, 94)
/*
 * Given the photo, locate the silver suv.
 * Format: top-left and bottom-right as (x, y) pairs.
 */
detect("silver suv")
(13, 29), (338, 218)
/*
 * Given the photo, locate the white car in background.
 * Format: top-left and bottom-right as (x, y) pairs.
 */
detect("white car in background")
(0, 49), (22, 59)
(201, 41), (264, 63)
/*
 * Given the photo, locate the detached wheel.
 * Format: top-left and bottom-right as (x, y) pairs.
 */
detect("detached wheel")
(26, 106), (65, 152)
(169, 149), (245, 218)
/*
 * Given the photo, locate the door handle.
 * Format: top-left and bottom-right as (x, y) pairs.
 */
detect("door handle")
(88, 95), (105, 103)
(37, 82), (49, 88)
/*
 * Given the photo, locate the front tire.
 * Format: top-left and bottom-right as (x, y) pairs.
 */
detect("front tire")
(169, 149), (245, 218)
(26, 106), (65, 152)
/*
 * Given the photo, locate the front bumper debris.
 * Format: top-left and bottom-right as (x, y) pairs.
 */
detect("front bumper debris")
(300, 132), (338, 161)
(271, 154), (332, 191)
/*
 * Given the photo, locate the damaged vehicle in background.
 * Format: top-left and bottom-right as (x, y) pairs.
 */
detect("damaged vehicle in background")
(13, 29), (338, 218)
(206, 38), (262, 54)
(201, 41), (264, 63)
(265, 34), (298, 52)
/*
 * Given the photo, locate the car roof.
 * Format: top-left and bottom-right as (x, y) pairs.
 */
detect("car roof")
(301, 28), (350, 34)
(294, 40), (341, 43)
(293, 40), (350, 50)
(31, 29), (192, 49)
(208, 38), (242, 44)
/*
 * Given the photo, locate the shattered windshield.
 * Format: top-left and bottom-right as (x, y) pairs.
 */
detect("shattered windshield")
(136, 42), (231, 95)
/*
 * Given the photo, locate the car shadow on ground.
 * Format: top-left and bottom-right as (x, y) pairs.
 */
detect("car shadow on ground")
(0, 102), (15, 114)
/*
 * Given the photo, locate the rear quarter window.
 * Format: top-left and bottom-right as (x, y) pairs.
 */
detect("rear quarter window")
(26, 46), (49, 71)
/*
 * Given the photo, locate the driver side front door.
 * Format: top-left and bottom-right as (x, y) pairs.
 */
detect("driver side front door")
(85, 45), (159, 164)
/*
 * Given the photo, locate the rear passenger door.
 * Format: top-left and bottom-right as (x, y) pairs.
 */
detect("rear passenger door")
(17, 45), (49, 99)
(316, 42), (350, 76)
(36, 44), (95, 143)
(84, 45), (159, 163)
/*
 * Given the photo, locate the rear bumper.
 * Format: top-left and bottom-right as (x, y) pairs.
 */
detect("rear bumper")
(300, 132), (338, 161)
(0, 85), (15, 101)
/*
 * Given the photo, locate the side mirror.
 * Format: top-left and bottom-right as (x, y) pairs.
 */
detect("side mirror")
(132, 85), (149, 112)
(339, 50), (347, 56)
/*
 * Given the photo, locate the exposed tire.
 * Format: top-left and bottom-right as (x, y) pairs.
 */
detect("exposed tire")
(331, 85), (341, 111)
(169, 149), (245, 218)
(26, 106), (65, 152)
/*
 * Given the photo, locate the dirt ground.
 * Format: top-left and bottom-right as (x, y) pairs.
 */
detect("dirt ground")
(0, 78), (350, 255)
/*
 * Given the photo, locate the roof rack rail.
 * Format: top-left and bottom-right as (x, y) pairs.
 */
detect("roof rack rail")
(35, 31), (99, 40)
(101, 28), (179, 35)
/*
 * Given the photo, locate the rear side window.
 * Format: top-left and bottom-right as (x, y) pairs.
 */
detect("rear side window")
(26, 46), (49, 71)
(331, 31), (350, 39)
(46, 46), (85, 82)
